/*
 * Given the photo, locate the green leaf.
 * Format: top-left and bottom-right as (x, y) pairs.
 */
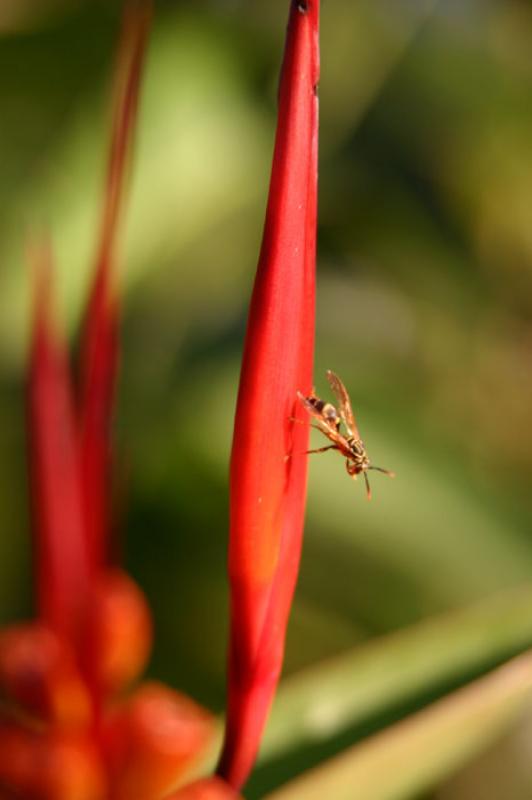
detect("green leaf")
(264, 651), (532, 800)
(194, 586), (532, 785)
(260, 586), (532, 763)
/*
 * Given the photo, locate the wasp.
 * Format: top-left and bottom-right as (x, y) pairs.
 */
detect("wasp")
(297, 370), (394, 499)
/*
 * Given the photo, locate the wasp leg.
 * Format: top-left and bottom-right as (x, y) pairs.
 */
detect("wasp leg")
(304, 445), (338, 455)
(363, 471), (372, 500)
(285, 442), (336, 462)
(290, 417), (327, 433)
(370, 465), (396, 478)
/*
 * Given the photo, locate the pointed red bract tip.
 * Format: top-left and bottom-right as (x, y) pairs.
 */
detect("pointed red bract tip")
(218, 0), (320, 790)
(79, 2), (151, 574)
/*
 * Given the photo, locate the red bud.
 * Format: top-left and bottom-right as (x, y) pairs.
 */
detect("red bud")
(83, 570), (152, 696)
(0, 624), (91, 729)
(0, 727), (106, 800)
(105, 682), (215, 800)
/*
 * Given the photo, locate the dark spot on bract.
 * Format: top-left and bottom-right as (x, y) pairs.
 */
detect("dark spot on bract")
(297, 1), (309, 13)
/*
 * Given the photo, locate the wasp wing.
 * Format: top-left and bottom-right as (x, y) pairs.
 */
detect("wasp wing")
(326, 370), (360, 439)
(296, 391), (347, 447)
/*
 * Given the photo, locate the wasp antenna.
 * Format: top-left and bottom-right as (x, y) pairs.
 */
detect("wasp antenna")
(364, 471), (372, 500)
(371, 466), (395, 478)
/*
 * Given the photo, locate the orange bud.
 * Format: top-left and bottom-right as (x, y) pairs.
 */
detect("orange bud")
(39, 733), (107, 800)
(84, 570), (152, 696)
(105, 682), (214, 800)
(0, 724), (37, 797)
(0, 624), (91, 729)
(0, 727), (106, 800)
(165, 778), (243, 800)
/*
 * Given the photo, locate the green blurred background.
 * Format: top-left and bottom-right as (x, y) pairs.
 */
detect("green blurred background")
(2, 1), (532, 797)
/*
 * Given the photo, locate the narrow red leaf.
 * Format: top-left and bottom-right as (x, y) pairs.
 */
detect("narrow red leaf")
(28, 245), (91, 638)
(218, 0), (320, 789)
(79, 2), (151, 571)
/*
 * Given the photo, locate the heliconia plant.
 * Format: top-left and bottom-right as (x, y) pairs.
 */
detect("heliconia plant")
(4, 3), (532, 800)
(0, 5), (225, 799)
(0, 0), (323, 796)
(217, 0), (320, 791)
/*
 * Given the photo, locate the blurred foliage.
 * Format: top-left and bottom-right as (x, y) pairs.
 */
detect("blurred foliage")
(1, 0), (532, 797)
(263, 652), (532, 800)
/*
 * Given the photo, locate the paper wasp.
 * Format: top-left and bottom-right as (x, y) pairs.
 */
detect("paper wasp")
(297, 370), (394, 499)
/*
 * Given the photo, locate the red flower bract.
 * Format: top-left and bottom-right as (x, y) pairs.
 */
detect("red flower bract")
(217, 0), (320, 790)
(79, 2), (150, 576)
(28, 247), (91, 639)
(0, 6), (218, 798)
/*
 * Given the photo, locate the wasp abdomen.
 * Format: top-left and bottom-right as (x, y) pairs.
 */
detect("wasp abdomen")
(309, 398), (339, 427)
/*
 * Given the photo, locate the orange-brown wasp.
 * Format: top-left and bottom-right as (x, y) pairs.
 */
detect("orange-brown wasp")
(297, 370), (394, 499)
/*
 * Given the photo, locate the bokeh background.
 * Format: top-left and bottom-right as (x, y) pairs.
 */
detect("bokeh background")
(1, 1), (532, 797)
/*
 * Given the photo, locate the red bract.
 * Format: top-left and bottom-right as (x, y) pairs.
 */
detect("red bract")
(28, 247), (91, 639)
(217, 0), (320, 790)
(79, 2), (151, 575)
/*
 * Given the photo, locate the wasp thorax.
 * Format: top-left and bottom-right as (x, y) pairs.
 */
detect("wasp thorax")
(348, 438), (367, 458)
